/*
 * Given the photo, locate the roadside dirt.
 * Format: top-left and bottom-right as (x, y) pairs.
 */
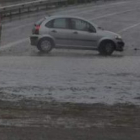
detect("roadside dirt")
(0, 99), (140, 139)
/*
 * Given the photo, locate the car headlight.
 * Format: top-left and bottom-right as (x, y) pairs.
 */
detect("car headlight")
(115, 35), (122, 40)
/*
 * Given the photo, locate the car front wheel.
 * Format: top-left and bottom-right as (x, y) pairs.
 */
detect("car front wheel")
(98, 41), (115, 56)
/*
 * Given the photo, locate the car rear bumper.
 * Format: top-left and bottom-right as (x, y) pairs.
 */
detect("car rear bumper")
(116, 41), (125, 52)
(30, 35), (38, 46)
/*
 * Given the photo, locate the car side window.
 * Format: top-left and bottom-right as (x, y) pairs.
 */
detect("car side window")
(71, 18), (96, 32)
(46, 20), (53, 28)
(46, 18), (68, 29)
(53, 18), (67, 29)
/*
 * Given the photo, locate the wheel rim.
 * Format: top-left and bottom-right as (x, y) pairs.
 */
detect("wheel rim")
(40, 40), (51, 51)
(105, 43), (113, 53)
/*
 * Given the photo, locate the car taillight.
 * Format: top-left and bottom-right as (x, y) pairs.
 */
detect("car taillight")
(33, 25), (40, 34)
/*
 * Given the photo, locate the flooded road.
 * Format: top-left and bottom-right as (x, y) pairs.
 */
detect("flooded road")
(0, 55), (140, 139)
(1, 0), (140, 56)
(0, 0), (140, 139)
(0, 56), (140, 105)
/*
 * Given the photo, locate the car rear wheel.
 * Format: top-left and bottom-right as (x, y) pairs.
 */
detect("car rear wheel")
(37, 38), (53, 53)
(98, 41), (115, 56)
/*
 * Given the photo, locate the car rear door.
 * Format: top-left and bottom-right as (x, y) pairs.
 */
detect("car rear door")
(46, 18), (72, 47)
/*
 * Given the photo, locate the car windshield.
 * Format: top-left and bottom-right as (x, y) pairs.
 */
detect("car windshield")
(98, 26), (104, 30)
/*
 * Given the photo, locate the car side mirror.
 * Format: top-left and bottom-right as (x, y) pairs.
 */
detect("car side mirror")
(88, 27), (96, 33)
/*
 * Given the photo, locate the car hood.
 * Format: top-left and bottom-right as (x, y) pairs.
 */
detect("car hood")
(97, 29), (119, 38)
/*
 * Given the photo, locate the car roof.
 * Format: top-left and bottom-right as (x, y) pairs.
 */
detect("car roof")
(43, 15), (98, 27)
(45, 15), (86, 20)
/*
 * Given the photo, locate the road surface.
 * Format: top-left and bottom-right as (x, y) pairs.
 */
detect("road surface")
(0, 0), (140, 139)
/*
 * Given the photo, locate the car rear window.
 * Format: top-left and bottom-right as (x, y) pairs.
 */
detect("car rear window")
(35, 18), (46, 26)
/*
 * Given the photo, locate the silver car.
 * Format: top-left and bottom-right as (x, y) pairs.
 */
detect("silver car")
(30, 15), (124, 55)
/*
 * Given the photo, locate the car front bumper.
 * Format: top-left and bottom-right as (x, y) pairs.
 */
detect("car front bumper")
(116, 40), (125, 52)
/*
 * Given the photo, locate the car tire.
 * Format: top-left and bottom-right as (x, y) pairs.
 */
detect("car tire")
(37, 38), (53, 53)
(98, 41), (115, 56)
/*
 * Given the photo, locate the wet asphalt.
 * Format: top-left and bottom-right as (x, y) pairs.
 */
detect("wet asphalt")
(1, 0), (140, 56)
(0, 0), (140, 139)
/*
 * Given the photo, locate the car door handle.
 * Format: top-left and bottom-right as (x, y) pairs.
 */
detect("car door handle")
(51, 30), (57, 33)
(73, 31), (78, 34)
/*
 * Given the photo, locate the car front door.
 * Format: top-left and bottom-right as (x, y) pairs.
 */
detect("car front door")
(69, 18), (98, 49)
